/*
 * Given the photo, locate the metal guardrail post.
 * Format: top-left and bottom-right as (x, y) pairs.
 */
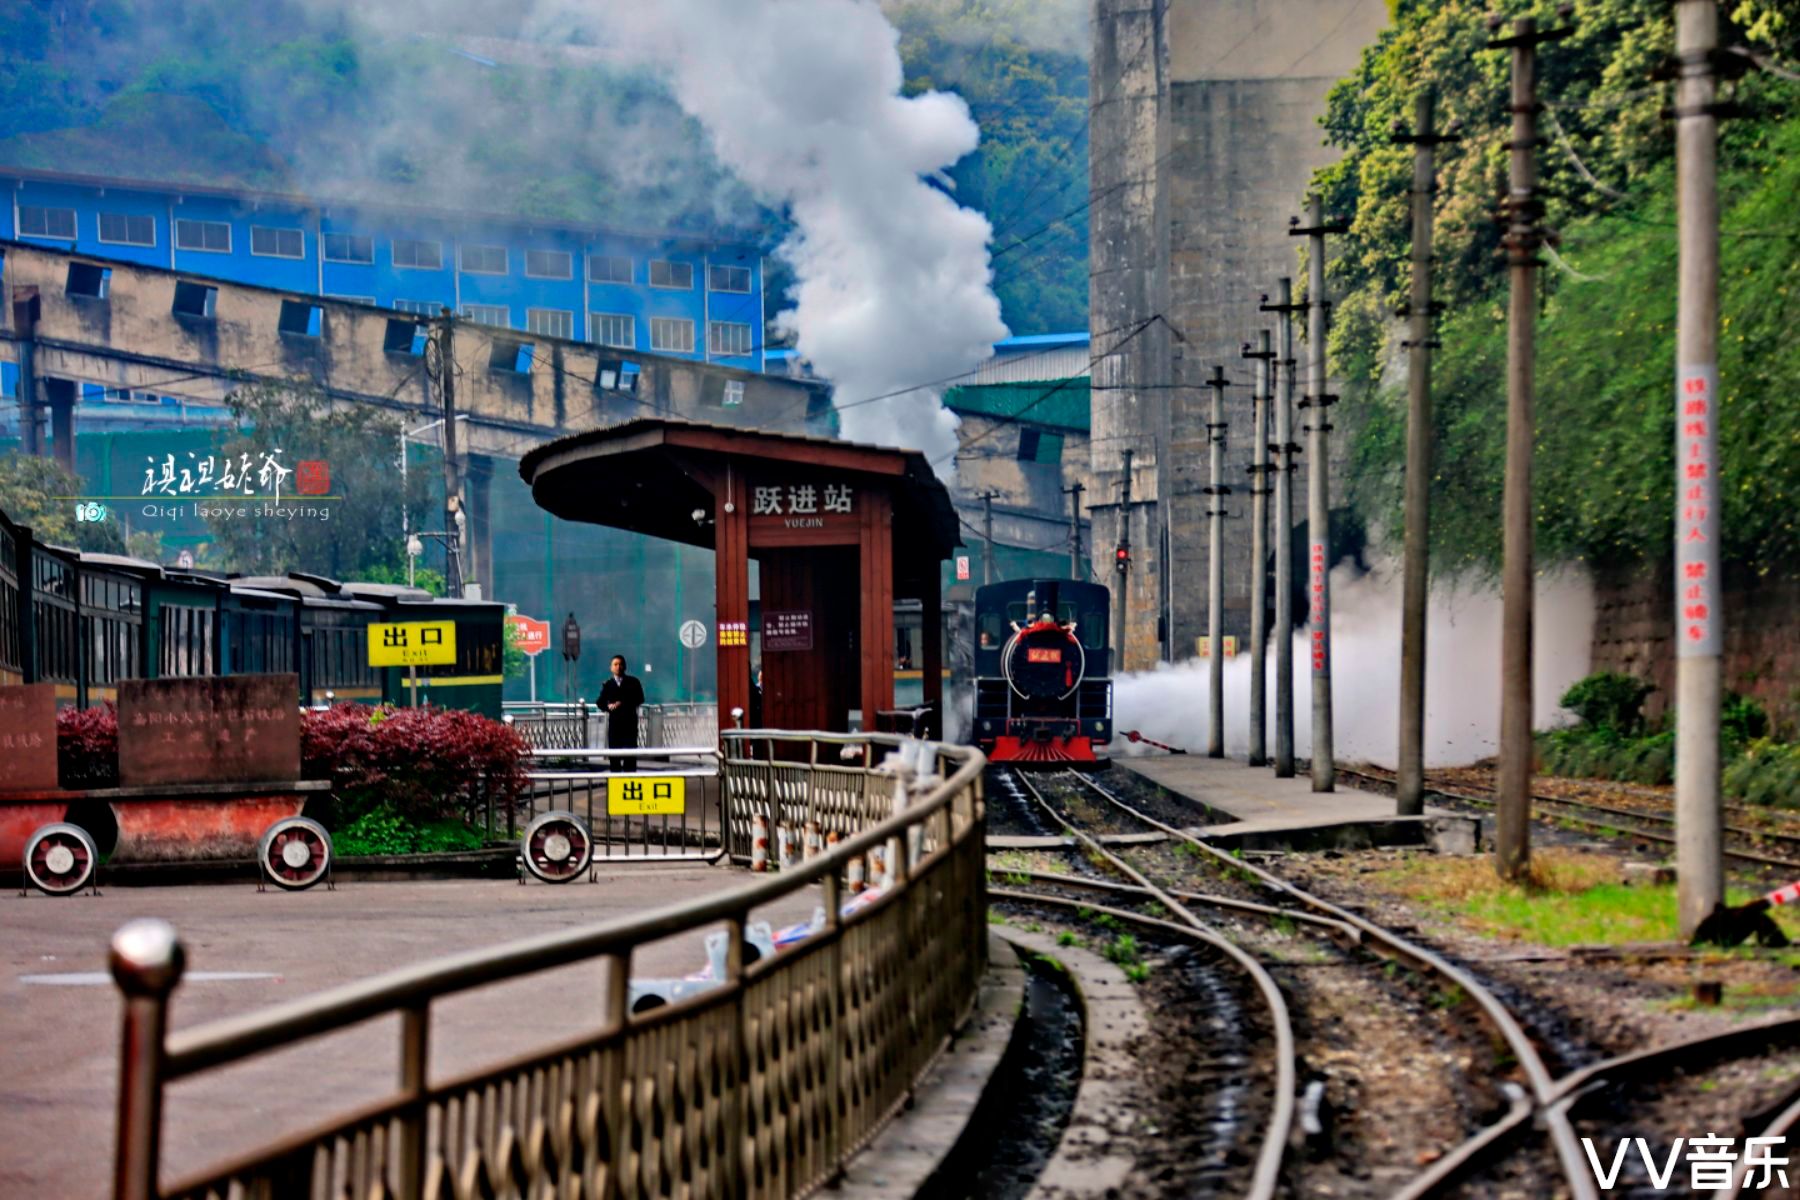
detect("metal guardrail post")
(110, 918), (184, 1200)
(822, 872), (845, 1182)
(723, 914), (748, 1199)
(396, 1002), (430, 1194)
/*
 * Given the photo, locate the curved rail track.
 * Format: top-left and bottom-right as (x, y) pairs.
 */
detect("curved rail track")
(990, 766), (1592, 1198)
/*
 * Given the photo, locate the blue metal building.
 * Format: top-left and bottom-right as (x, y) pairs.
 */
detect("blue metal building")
(0, 166), (767, 373)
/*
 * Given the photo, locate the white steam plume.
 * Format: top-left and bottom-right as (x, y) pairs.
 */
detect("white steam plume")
(1112, 563), (1596, 768)
(576, 0), (1010, 467)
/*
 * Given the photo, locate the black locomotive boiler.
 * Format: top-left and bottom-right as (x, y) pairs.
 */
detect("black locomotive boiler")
(971, 579), (1112, 764)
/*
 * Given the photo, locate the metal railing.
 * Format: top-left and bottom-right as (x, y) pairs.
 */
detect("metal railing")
(503, 701), (719, 751)
(523, 745), (727, 862)
(108, 732), (987, 1200)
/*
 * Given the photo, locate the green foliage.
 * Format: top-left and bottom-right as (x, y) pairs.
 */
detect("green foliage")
(0, 452), (125, 552)
(1317, 0), (1800, 575)
(204, 384), (428, 580)
(353, 562), (447, 597)
(1723, 738), (1800, 808)
(1538, 726), (1676, 786)
(1560, 671), (1655, 735)
(330, 803), (485, 857)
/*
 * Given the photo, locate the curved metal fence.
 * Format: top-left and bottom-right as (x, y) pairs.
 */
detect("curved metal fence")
(109, 733), (987, 1200)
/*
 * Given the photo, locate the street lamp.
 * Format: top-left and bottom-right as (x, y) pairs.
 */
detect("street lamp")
(400, 414), (469, 593)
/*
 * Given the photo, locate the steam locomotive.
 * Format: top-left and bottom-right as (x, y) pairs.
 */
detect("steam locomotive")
(971, 579), (1112, 764)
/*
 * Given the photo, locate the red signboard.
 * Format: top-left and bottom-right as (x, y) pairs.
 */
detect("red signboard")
(507, 615), (552, 658)
(1027, 647), (1063, 664)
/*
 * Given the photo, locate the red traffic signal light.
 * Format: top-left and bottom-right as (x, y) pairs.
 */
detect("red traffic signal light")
(1114, 546), (1130, 571)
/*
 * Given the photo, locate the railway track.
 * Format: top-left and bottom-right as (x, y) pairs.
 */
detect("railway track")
(990, 766), (1590, 1198)
(1337, 763), (1800, 876)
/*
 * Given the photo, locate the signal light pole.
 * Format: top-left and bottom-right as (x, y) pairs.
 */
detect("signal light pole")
(1113, 447), (1133, 672)
(1261, 281), (1304, 779)
(1204, 366), (1230, 759)
(1244, 332), (1276, 768)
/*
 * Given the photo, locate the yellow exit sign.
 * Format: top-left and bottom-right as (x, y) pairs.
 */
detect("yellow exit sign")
(368, 621), (457, 667)
(1195, 635), (1238, 659)
(607, 775), (686, 815)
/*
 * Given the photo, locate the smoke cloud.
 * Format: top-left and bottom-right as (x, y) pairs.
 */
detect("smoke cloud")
(573, 0), (1009, 467)
(1112, 563), (1597, 768)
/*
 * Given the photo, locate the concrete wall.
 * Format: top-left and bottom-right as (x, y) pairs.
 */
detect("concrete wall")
(1590, 563), (1800, 733)
(1089, 0), (1386, 666)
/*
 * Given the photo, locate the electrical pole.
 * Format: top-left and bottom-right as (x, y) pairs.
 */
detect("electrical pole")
(1114, 448), (1133, 673)
(1491, 12), (1569, 881)
(1393, 92), (1455, 817)
(1065, 481), (1085, 580)
(1674, 0), (1723, 937)
(434, 311), (465, 599)
(1204, 366), (1230, 759)
(1261, 281), (1303, 778)
(1244, 332), (1275, 768)
(1293, 198), (1347, 793)
(981, 491), (998, 586)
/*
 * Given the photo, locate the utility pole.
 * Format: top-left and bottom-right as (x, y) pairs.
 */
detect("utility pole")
(1113, 448), (1133, 673)
(1204, 366), (1230, 759)
(1065, 481), (1085, 580)
(1393, 92), (1456, 817)
(433, 311), (465, 599)
(1244, 332), (1276, 768)
(1673, 0), (1723, 937)
(980, 490), (998, 586)
(1490, 11), (1569, 881)
(1261, 281), (1303, 778)
(1293, 198), (1347, 793)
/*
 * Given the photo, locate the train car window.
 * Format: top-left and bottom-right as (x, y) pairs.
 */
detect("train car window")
(1081, 610), (1107, 650)
(978, 612), (1004, 649)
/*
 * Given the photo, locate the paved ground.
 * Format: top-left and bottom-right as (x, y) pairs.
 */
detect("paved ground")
(0, 867), (820, 1197)
(1116, 753), (1416, 835)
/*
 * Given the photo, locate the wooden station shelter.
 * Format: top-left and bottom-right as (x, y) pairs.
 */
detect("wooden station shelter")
(519, 418), (961, 737)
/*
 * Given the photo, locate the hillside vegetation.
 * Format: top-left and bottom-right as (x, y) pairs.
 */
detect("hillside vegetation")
(1317, 0), (1800, 578)
(0, 0), (1089, 334)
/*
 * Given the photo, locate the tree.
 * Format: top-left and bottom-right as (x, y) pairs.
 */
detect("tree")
(203, 383), (431, 579)
(0, 451), (125, 552)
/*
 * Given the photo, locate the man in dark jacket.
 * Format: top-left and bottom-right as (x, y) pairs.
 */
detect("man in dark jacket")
(599, 655), (645, 772)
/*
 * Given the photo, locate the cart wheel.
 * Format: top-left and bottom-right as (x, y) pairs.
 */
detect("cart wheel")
(258, 817), (333, 891)
(23, 823), (98, 896)
(521, 811), (593, 884)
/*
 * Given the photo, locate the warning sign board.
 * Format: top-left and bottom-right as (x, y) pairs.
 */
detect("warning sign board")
(368, 621), (457, 667)
(607, 775), (686, 816)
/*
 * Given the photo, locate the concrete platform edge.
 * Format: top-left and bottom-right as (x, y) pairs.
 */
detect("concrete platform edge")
(833, 929), (1028, 1199)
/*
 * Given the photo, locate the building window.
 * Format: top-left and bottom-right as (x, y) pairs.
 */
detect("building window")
(327, 294), (375, 306)
(67, 263), (111, 300)
(462, 304), (509, 328)
(460, 244), (507, 274)
(588, 255), (632, 284)
(590, 312), (635, 349)
(526, 308), (573, 339)
(175, 218), (231, 253)
(1017, 426), (1064, 465)
(97, 212), (156, 247)
(322, 232), (374, 264)
(19, 206), (77, 240)
(709, 264), (751, 294)
(278, 299), (323, 337)
(649, 259), (693, 290)
(722, 379), (745, 407)
(650, 317), (695, 353)
(394, 238), (444, 270)
(173, 281), (218, 319)
(250, 225), (304, 259)
(708, 321), (753, 357)
(525, 249), (573, 279)
(394, 299), (442, 317)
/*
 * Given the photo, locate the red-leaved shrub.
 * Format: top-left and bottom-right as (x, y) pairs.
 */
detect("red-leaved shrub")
(58, 702), (119, 788)
(300, 704), (528, 824)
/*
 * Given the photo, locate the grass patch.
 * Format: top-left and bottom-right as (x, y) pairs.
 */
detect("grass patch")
(1370, 850), (1800, 946)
